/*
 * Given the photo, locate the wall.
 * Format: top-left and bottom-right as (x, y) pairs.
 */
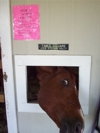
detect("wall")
(11, 0), (100, 133)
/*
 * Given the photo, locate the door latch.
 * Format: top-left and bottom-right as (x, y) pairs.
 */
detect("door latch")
(3, 72), (8, 82)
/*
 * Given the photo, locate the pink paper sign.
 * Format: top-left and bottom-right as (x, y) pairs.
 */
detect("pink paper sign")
(13, 5), (40, 40)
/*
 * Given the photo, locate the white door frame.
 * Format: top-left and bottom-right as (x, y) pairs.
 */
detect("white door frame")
(0, 0), (18, 133)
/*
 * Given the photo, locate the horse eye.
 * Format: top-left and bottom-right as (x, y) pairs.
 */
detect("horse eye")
(62, 80), (69, 86)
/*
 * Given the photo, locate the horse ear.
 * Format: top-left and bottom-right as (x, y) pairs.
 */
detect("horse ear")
(36, 66), (57, 85)
(37, 66), (57, 74)
(67, 67), (79, 77)
(57, 67), (66, 72)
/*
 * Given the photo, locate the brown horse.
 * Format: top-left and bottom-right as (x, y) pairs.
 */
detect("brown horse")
(35, 66), (84, 133)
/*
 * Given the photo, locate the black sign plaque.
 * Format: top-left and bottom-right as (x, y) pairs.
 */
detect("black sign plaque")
(38, 44), (69, 50)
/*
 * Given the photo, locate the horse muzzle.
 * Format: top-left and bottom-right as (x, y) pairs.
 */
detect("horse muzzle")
(60, 122), (84, 133)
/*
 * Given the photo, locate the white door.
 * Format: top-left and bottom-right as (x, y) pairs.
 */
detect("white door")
(0, 0), (18, 133)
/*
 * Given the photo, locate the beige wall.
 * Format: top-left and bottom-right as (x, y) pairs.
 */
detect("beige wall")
(11, 0), (100, 133)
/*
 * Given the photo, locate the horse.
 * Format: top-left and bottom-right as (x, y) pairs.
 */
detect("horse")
(27, 66), (84, 133)
(36, 66), (84, 133)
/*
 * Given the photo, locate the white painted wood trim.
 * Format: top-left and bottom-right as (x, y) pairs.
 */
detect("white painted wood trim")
(15, 55), (91, 115)
(0, 0), (18, 133)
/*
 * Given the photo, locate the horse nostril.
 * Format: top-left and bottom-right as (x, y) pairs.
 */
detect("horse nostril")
(60, 123), (68, 133)
(75, 123), (82, 133)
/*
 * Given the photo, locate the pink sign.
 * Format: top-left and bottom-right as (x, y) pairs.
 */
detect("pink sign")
(13, 5), (40, 40)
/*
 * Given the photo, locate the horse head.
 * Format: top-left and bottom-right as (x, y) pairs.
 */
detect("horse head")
(36, 66), (84, 133)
